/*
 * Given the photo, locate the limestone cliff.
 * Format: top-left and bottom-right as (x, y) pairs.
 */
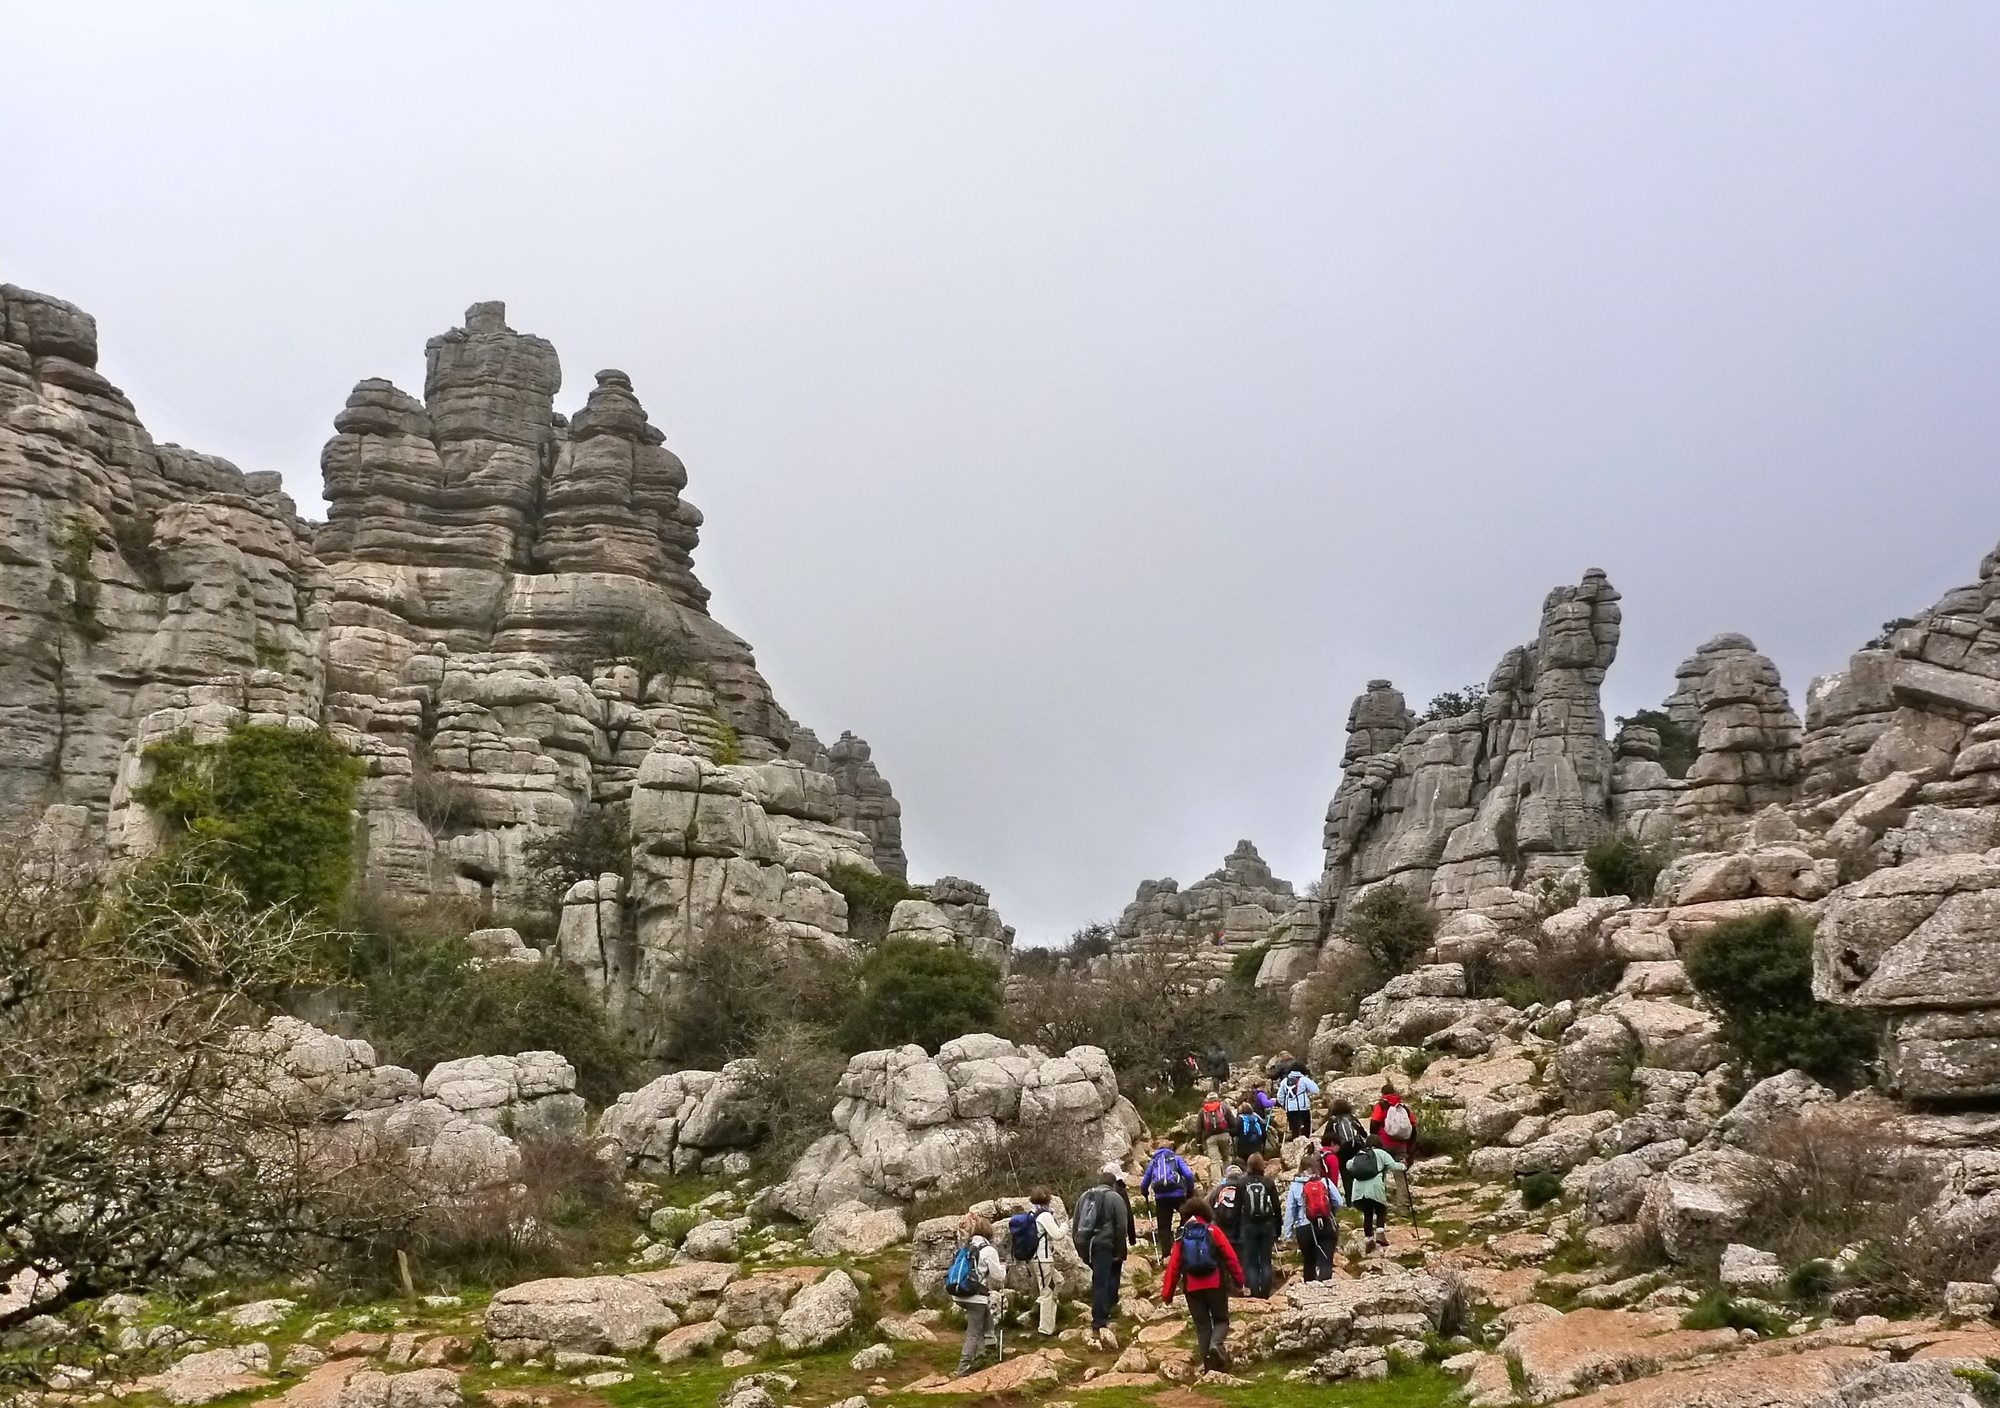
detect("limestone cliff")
(0, 284), (999, 1035)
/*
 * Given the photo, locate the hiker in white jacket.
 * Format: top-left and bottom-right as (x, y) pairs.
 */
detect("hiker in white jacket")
(950, 1215), (1008, 1376)
(1027, 1186), (1066, 1335)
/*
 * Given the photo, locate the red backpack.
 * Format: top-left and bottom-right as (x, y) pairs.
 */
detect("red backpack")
(1302, 1176), (1334, 1221)
(1199, 1101), (1228, 1135)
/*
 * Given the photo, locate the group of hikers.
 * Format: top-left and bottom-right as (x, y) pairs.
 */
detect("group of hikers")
(947, 1064), (1422, 1376)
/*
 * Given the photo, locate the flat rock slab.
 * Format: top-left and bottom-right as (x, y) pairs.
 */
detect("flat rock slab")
(1563, 1345), (1884, 1406)
(1501, 1308), (1742, 1402)
(911, 1350), (1072, 1395)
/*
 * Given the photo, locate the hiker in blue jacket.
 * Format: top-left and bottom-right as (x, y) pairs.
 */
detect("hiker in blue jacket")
(1277, 1067), (1320, 1139)
(1140, 1139), (1197, 1256)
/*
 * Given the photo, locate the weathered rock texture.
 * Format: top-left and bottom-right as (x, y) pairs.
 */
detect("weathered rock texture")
(0, 284), (998, 1033)
(1111, 838), (1298, 975)
(775, 1035), (1142, 1219)
(1320, 570), (1623, 915)
(1668, 634), (1803, 820)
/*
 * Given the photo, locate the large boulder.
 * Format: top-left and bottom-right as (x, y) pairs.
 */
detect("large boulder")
(483, 1276), (681, 1357)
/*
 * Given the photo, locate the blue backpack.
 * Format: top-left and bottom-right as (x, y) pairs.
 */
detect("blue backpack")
(1239, 1111), (1266, 1143)
(945, 1242), (985, 1298)
(1178, 1221), (1217, 1274)
(1148, 1150), (1188, 1198)
(1008, 1211), (1040, 1261)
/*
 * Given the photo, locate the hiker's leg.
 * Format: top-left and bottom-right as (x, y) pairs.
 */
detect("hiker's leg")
(1205, 1288), (1230, 1362)
(1089, 1247), (1118, 1329)
(957, 1302), (989, 1374)
(1186, 1290), (1215, 1361)
(1036, 1262), (1057, 1335)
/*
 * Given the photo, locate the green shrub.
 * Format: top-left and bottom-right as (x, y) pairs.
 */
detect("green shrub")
(1685, 910), (1877, 1085)
(1230, 940), (1271, 990)
(1615, 708), (1700, 780)
(135, 724), (363, 914)
(827, 862), (924, 946)
(706, 710), (743, 766)
(1420, 685), (1486, 723)
(1584, 833), (1668, 902)
(657, 917), (854, 1067)
(524, 802), (630, 908)
(837, 938), (1001, 1054)
(1785, 1258), (1836, 1303)
(1680, 1291), (1787, 1336)
(341, 911), (634, 1103)
(576, 612), (710, 696)
(1343, 887), (1437, 976)
(1519, 1171), (1565, 1209)
(1401, 1049), (1433, 1079)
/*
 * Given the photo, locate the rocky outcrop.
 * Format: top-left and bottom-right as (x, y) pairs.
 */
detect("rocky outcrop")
(596, 1063), (768, 1176)
(0, 282), (1003, 1034)
(223, 1016), (583, 1183)
(0, 284), (326, 828)
(1668, 635), (1804, 820)
(884, 876), (1015, 964)
(774, 1035), (1142, 1220)
(1110, 839), (1296, 975)
(1319, 570), (1622, 915)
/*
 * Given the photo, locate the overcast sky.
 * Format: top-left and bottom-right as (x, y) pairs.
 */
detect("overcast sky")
(9, 4), (2000, 942)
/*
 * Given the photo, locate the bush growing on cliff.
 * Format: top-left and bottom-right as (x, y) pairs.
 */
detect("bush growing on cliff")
(838, 937), (1001, 1054)
(1684, 910), (1877, 1086)
(523, 801), (630, 908)
(1420, 684), (1487, 723)
(1343, 886), (1437, 975)
(828, 861), (925, 946)
(135, 723), (363, 914)
(1614, 708), (1700, 780)
(1584, 832), (1668, 902)
(657, 917), (855, 1068)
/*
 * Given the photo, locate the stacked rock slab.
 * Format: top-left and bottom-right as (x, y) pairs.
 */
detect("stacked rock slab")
(1666, 634), (1803, 822)
(774, 1035), (1142, 1219)
(1111, 839), (1297, 976)
(883, 876), (1015, 964)
(1800, 535), (2000, 1097)
(787, 725), (907, 881)
(1319, 571), (1622, 915)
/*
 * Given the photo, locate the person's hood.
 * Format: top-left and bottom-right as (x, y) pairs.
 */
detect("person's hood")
(1381, 1093), (1404, 1105)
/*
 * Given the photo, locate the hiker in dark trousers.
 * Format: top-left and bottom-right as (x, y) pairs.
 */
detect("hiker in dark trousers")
(1161, 1195), (1245, 1374)
(1140, 1139), (1196, 1256)
(1345, 1142), (1406, 1254)
(1204, 1045), (1231, 1086)
(1233, 1099), (1269, 1163)
(1235, 1153), (1283, 1297)
(1321, 1097), (1368, 1202)
(1277, 1067), (1319, 1139)
(1072, 1163), (1134, 1350)
(1283, 1158), (1343, 1282)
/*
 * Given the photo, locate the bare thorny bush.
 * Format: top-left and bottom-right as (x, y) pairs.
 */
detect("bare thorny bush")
(0, 841), (426, 1337)
(1730, 1105), (2000, 1309)
(403, 1136), (631, 1291)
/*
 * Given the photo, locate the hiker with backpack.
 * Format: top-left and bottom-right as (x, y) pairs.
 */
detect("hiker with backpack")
(1204, 1044), (1231, 1086)
(1011, 1188), (1067, 1337)
(1234, 1153), (1283, 1297)
(1160, 1195), (1245, 1374)
(1282, 1157), (1343, 1281)
(1277, 1067), (1320, 1139)
(1140, 1139), (1197, 1256)
(1071, 1162), (1134, 1349)
(1197, 1093), (1236, 1169)
(1209, 1163), (1244, 1248)
(1321, 1097), (1368, 1201)
(1369, 1082), (1419, 1209)
(1344, 1140), (1406, 1254)
(1233, 1099), (1268, 1162)
(946, 1215), (1008, 1376)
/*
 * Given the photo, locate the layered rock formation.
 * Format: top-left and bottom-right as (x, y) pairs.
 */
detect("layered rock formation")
(1320, 570), (1623, 914)
(1668, 634), (1803, 820)
(0, 283), (1000, 1033)
(774, 1035), (1142, 1220)
(1110, 839), (1303, 977)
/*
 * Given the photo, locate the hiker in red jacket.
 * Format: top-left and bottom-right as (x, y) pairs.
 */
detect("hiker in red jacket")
(1160, 1195), (1246, 1373)
(1368, 1082), (1417, 1163)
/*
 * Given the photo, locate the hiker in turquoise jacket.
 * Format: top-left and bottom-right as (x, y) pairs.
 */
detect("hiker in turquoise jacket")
(1344, 1143), (1405, 1254)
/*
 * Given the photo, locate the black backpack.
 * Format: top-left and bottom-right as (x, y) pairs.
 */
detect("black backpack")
(1346, 1147), (1380, 1182)
(1328, 1113), (1364, 1152)
(1244, 1177), (1275, 1224)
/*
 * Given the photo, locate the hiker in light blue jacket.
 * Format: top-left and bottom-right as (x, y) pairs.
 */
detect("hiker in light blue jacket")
(1276, 1068), (1320, 1138)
